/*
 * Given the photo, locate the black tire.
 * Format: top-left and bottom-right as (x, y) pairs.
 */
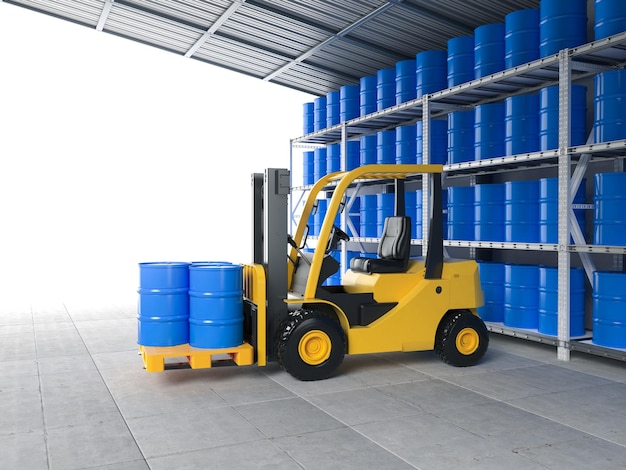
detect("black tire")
(435, 310), (489, 367)
(276, 309), (345, 381)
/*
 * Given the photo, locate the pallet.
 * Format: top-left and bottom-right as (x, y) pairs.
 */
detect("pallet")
(140, 342), (255, 372)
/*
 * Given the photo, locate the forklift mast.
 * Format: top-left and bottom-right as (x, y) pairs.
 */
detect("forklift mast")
(251, 168), (291, 359)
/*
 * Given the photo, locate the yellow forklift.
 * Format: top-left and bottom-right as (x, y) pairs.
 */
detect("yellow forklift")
(245, 164), (488, 381)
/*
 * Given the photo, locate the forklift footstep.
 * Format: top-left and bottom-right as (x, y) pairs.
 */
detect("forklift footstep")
(139, 343), (255, 372)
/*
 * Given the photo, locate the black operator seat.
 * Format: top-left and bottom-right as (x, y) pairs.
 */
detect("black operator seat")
(350, 216), (412, 274)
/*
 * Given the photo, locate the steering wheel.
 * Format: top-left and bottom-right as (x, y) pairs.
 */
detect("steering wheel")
(327, 225), (350, 253)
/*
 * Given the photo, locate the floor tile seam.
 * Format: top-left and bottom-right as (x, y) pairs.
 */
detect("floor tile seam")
(32, 303), (52, 470)
(501, 396), (626, 451)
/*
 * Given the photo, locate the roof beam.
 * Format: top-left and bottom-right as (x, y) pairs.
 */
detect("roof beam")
(96, 0), (114, 32)
(262, 0), (401, 82)
(396, 1), (474, 34)
(184, 0), (246, 58)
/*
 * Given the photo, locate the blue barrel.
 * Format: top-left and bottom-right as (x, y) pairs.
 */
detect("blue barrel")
(405, 190), (417, 238)
(475, 183), (505, 241)
(302, 150), (315, 186)
(540, 0), (587, 57)
(505, 9), (540, 68)
(594, 172), (626, 245)
(327, 144), (340, 174)
(595, 0), (626, 40)
(504, 180), (540, 243)
(411, 190), (423, 239)
(340, 85), (360, 122)
(303, 102), (314, 134)
(138, 262), (190, 346)
(504, 264), (540, 328)
(345, 140), (360, 171)
(313, 96), (326, 132)
(360, 75), (377, 117)
(447, 186), (475, 241)
(475, 102), (505, 160)
(377, 68), (396, 111)
(360, 194), (378, 238)
(313, 147), (327, 183)
(377, 130), (396, 164)
(447, 110), (475, 164)
(416, 50), (447, 98)
(477, 262), (505, 322)
(538, 266), (586, 336)
(474, 23), (505, 79)
(377, 193), (395, 237)
(396, 59), (417, 104)
(396, 124), (417, 164)
(312, 198), (327, 237)
(594, 69), (626, 143)
(539, 177), (587, 243)
(360, 135), (377, 165)
(539, 84), (587, 150)
(417, 119), (447, 164)
(326, 90), (340, 128)
(505, 94), (540, 155)
(189, 263), (243, 348)
(447, 36), (475, 87)
(593, 271), (626, 347)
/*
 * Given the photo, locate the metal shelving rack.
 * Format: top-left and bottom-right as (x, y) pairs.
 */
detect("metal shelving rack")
(290, 30), (626, 362)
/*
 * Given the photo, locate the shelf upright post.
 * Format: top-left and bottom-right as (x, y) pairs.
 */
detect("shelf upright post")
(557, 49), (572, 361)
(421, 96), (431, 256)
(340, 123), (348, 279)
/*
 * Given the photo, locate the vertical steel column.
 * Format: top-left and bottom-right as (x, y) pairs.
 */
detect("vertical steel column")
(421, 97), (431, 256)
(557, 50), (572, 361)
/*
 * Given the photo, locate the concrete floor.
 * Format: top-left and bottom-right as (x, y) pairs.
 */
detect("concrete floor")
(2, 296), (626, 470)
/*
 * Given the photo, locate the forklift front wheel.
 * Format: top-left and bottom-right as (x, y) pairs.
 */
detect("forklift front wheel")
(435, 310), (489, 367)
(276, 309), (345, 381)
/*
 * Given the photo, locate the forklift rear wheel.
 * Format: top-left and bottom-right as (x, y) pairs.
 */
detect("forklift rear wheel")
(276, 309), (345, 381)
(435, 310), (488, 367)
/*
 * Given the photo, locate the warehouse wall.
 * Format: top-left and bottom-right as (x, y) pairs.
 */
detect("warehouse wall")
(0, 7), (313, 304)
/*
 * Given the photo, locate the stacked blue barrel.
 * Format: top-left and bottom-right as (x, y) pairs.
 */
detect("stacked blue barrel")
(138, 261), (244, 349)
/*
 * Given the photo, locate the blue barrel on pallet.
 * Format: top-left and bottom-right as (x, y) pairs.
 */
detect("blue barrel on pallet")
(396, 124), (417, 164)
(377, 192), (395, 237)
(416, 50), (447, 98)
(447, 186), (475, 241)
(303, 102), (314, 134)
(594, 69), (626, 143)
(313, 147), (327, 183)
(595, 0), (626, 40)
(138, 262), (190, 347)
(504, 264), (540, 329)
(504, 180), (540, 243)
(303, 150), (315, 186)
(539, 177), (587, 243)
(447, 36), (475, 87)
(340, 84), (360, 122)
(327, 144), (340, 174)
(594, 172), (626, 245)
(475, 183), (505, 241)
(505, 9), (540, 68)
(345, 140), (360, 171)
(538, 266), (586, 337)
(505, 94), (539, 155)
(377, 68), (396, 111)
(396, 59), (417, 104)
(477, 262), (505, 322)
(360, 135), (377, 165)
(313, 96), (327, 132)
(326, 90), (340, 128)
(593, 271), (626, 347)
(474, 23), (505, 79)
(360, 75), (377, 117)
(475, 102), (505, 160)
(189, 263), (243, 349)
(417, 120), (447, 164)
(360, 194), (378, 238)
(447, 110), (474, 164)
(540, 84), (587, 150)
(539, 0), (587, 57)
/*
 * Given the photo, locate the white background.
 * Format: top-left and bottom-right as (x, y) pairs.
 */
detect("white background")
(0, 4), (313, 303)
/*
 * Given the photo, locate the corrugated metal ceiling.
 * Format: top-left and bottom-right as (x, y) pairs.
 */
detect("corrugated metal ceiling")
(3, 0), (540, 95)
